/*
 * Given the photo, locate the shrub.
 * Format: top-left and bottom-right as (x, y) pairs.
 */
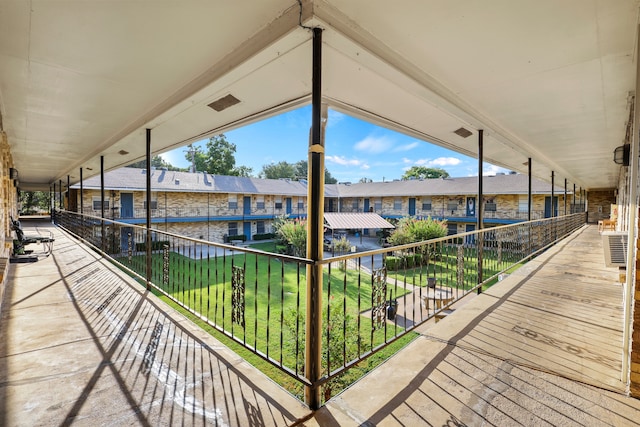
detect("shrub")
(252, 232), (275, 241)
(385, 256), (401, 271)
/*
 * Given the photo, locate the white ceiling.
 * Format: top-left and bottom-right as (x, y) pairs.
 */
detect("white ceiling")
(1, 0), (638, 191)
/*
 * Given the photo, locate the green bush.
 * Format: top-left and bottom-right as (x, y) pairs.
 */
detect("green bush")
(252, 233), (275, 241)
(224, 234), (247, 243)
(385, 256), (401, 271)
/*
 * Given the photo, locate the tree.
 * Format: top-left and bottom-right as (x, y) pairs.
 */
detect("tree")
(185, 134), (248, 175)
(127, 155), (182, 171)
(402, 166), (449, 180)
(19, 191), (49, 214)
(260, 161), (297, 180)
(274, 217), (307, 257)
(359, 177), (373, 183)
(259, 159), (337, 183)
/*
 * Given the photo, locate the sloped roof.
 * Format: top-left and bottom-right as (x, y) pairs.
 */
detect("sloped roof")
(324, 213), (394, 230)
(72, 168), (308, 196)
(333, 174), (567, 198)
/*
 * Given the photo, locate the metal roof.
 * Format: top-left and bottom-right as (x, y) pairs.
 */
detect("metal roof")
(324, 212), (394, 230)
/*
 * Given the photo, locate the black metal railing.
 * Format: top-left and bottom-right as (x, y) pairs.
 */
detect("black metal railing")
(54, 210), (586, 403)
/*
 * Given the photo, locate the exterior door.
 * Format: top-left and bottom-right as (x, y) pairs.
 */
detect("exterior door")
(120, 193), (133, 218)
(466, 197), (476, 217)
(465, 224), (476, 244)
(286, 197), (292, 214)
(364, 198), (370, 212)
(408, 198), (416, 216)
(243, 221), (251, 240)
(243, 196), (251, 215)
(544, 196), (558, 218)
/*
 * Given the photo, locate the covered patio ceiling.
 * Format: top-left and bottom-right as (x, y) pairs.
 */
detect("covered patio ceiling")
(1, 1), (638, 191)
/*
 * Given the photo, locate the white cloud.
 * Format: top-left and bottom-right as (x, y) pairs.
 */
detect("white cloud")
(328, 110), (346, 126)
(482, 164), (510, 176)
(393, 141), (419, 152)
(354, 135), (393, 154)
(361, 164), (371, 170)
(326, 155), (363, 166)
(406, 157), (462, 167)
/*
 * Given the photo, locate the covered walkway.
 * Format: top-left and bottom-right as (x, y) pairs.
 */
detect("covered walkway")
(312, 225), (640, 426)
(0, 220), (310, 426)
(3, 222), (640, 425)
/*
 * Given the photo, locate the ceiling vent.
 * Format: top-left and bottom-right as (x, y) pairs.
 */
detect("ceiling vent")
(602, 231), (627, 267)
(454, 127), (473, 138)
(208, 94), (241, 112)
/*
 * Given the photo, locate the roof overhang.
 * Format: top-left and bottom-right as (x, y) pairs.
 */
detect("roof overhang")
(1, 1), (638, 191)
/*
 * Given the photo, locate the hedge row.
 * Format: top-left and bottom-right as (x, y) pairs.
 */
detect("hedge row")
(384, 254), (424, 271)
(135, 240), (170, 251)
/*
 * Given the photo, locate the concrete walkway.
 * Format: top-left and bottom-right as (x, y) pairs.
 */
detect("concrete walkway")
(0, 220), (310, 426)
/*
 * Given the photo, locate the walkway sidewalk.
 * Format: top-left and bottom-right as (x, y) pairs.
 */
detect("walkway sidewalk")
(0, 221), (310, 426)
(310, 225), (640, 426)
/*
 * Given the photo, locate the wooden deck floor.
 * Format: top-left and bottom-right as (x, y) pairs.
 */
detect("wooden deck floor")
(312, 225), (640, 426)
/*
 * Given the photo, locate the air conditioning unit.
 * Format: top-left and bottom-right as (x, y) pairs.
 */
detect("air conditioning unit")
(602, 231), (628, 268)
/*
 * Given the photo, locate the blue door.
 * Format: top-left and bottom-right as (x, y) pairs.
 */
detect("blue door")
(243, 196), (251, 215)
(286, 198), (292, 214)
(466, 197), (476, 217)
(408, 198), (416, 216)
(243, 221), (251, 240)
(465, 224), (476, 244)
(544, 196), (558, 218)
(120, 193), (133, 218)
(363, 198), (371, 235)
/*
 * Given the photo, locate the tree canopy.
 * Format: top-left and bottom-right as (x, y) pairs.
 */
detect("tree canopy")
(259, 160), (337, 183)
(127, 155), (183, 171)
(402, 166), (450, 180)
(186, 134), (249, 176)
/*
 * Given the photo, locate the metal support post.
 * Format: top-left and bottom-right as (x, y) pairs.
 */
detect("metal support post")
(477, 129), (483, 294)
(305, 26), (325, 410)
(146, 128), (152, 290)
(100, 155), (105, 251)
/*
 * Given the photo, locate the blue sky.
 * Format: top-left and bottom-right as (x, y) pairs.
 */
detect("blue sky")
(160, 105), (509, 182)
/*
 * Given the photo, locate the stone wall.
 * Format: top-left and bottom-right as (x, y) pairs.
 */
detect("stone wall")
(587, 189), (616, 224)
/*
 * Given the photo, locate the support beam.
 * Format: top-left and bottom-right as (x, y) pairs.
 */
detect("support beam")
(477, 129), (484, 294)
(146, 128), (152, 290)
(58, 179), (62, 211)
(305, 26), (325, 410)
(564, 179), (567, 216)
(80, 168), (83, 215)
(528, 158), (532, 221)
(573, 183), (576, 213)
(551, 171), (555, 217)
(100, 155), (105, 250)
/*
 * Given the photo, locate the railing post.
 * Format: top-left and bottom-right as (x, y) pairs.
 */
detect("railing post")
(146, 128), (152, 290)
(100, 155), (105, 251)
(477, 129), (483, 294)
(305, 26), (325, 410)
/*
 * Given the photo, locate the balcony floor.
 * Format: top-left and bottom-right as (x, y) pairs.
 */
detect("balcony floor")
(3, 221), (640, 426)
(312, 224), (640, 426)
(0, 219), (310, 426)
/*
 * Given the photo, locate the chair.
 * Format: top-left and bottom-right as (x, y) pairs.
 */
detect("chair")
(10, 216), (54, 261)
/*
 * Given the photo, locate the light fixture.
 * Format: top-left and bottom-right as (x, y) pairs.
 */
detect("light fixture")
(9, 168), (18, 179)
(613, 145), (630, 166)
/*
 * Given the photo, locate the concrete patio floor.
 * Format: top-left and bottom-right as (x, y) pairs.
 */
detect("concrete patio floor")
(3, 221), (640, 426)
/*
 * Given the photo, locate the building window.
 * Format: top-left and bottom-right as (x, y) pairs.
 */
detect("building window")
(256, 221), (265, 234)
(447, 223), (458, 235)
(374, 198), (382, 211)
(228, 194), (238, 210)
(228, 222), (238, 236)
(485, 202), (497, 212)
(92, 197), (109, 210)
(447, 201), (458, 211)
(143, 200), (158, 210)
(422, 197), (432, 211)
(394, 198), (402, 210)
(297, 198), (304, 210)
(352, 199), (359, 211)
(275, 196), (282, 210)
(256, 196), (265, 210)
(518, 195), (528, 212)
